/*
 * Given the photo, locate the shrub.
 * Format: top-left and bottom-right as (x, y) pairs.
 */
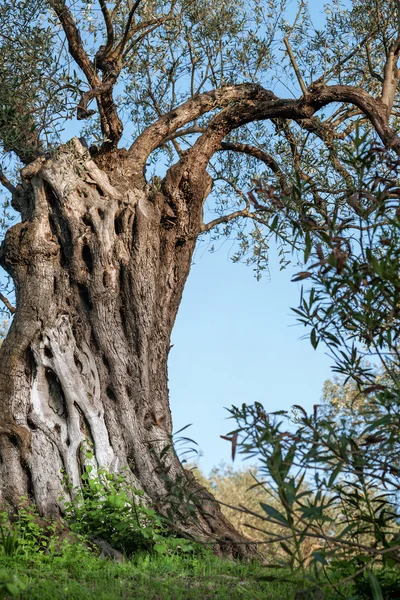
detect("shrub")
(63, 463), (165, 556)
(63, 458), (198, 558)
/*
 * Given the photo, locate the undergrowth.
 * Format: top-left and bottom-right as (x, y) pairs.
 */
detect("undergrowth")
(0, 497), (392, 599)
(0, 453), (395, 599)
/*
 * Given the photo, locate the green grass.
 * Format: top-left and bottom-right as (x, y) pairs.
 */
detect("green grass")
(0, 543), (301, 600)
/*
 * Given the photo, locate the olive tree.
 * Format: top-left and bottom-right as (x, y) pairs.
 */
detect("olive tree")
(0, 0), (400, 549)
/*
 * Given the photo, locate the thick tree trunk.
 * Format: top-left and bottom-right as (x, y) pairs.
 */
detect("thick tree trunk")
(0, 139), (249, 555)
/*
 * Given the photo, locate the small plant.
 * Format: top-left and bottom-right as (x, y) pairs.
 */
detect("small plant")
(0, 525), (19, 557)
(0, 503), (60, 558)
(63, 458), (168, 556)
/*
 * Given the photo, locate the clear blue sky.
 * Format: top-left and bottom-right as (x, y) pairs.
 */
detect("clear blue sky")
(168, 239), (333, 475)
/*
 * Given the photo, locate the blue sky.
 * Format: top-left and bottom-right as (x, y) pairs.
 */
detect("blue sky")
(169, 238), (333, 474)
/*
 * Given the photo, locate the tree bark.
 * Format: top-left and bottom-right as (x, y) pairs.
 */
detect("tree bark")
(0, 139), (249, 555)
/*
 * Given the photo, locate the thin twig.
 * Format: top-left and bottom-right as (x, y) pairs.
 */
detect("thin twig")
(283, 36), (308, 96)
(218, 141), (290, 193)
(157, 126), (206, 147)
(200, 207), (250, 233)
(118, 0), (142, 57)
(286, 1), (306, 39)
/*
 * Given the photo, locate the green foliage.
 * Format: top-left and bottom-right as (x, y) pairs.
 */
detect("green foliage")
(0, 0), (74, 161)
(0, 502), (73, 565)
(0, 476), (397, 598)
(191, 463), (311, 562)
(63, 464), (166, 555)
(354, 568), (400, 599)
(62, 457), (200, 558)
(222, 135), (400, 597)
(0, 526), (19, 557)
(0, 569), (25, 599)
(0, 525), (300, 599)
(291, 130), (400, 381)
(224, 399), (400, 597)
(3, 0), (399, 277)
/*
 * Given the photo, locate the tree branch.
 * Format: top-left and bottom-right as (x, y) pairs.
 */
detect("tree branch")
(0, 293), (15, 314)
(200, 172), (253, 232)
(77, 80), (114, 120)
(200, 208), (250, 233)
(380, 14), (400, 116)
(217, 142), (290, 193)
(397, 0), (400, 40)
(0, 168), (17, 196)
(293, 116), (354, 187)
(365, 43), (384, 83)
(283, 36), (308, 96)
(49, 0), (123, 148)
(321, 33), (376, 84)
(157, 126), (206, 147)
(122, 15), (176, 62)
(111, 0), (123, 19)
(286, 1), (305, 39)
(108, 3), (177, 66)
(48, 0), (98, 86)
(192, 82), (400, 174)
(160, 81), (400, 223)
(112, 0), (142, 60)
(98, 0), (114, 52)
(129, 83), (276, 171)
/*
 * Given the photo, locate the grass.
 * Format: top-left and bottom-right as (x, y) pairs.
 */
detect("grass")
(0, 495), (381, 600)
(0, 543), (300, 599)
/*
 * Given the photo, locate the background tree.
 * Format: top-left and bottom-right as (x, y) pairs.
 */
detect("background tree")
(192, 463), (321, 563)
(1, 0), (400, 549)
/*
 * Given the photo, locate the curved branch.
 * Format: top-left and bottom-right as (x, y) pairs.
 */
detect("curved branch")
(159, 81), (400, 232)
(175, 82), (400, 183)
(157, 126), (206, 147)
(217, 142), (290, 193)
(129, 83), (276, 171)
(0, 168), (17, 196)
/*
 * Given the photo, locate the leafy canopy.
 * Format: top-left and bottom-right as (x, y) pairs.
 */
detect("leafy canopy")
(1, 1), (400, 311)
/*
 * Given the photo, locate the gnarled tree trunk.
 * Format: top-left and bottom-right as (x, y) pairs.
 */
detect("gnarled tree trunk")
(0, 138), (247, 553)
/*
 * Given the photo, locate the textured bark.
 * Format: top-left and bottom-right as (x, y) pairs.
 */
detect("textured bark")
(0, 139), (250, 555)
